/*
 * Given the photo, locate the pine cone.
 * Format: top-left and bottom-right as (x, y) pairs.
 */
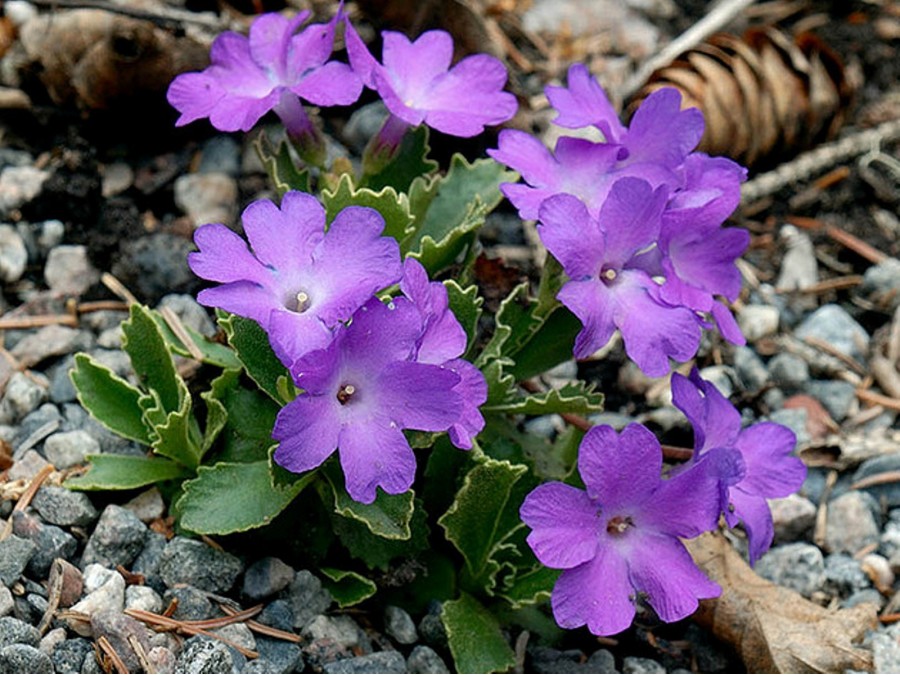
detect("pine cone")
(629, 28), (854, 169)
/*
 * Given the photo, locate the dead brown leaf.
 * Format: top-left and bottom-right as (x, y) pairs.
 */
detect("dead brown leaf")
(783, 393), (838, 441)
(687, 532), (876, 674)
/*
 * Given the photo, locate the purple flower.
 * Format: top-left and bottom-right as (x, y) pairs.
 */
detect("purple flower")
(167, 10), (361, 154)
(400, 258), (486, 448)
(520, 423), (738, 636)
(188, 191), (401, 367)
(272, 297), (464, 503)
(537, 179), (703, 376)
(344, 23), (517, 139)
(489, 70), (703, 220)
(671, 369), (807, 564)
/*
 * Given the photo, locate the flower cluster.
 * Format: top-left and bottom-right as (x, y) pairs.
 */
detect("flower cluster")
(190, 195), (486, 504)
(490, 64), (749, 376)
(521, 369), (806, 635)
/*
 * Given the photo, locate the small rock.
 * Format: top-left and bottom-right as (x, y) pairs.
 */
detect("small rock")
(12, 510), (78, 578)
(198, 136), (241, 177)
(52, 637), (93, 674)
(860, 257), (900, 312)
(304, 615), (362, 649)
(39, 626), (66, 655)
(0, 535), (36, 586)
(0, 587), (13, 617)
(257, 600), (293, 632)
(148, 646), (177, 673)
(769, 493), (816, 544)
(91, 610), (153, 673)
(36, 219), (65, 255)
(175, 636), (234, 674)
(874, 630), (900, 673)
(323, 650), (406, 674)
(854, 455), (900, 509)
(806, 379), (857, 422)
(254, 637), (303, 673)
(825, 491), (881, 554)
(0, 616), (40, 648)
(158, 293), (217, 337)
(286, 570), (332, 630)
(45, 245), (100, 296)
(697, 364), (736, 398)
(159, 537), (243, 594)
(767, 353), (810, 392)
(42, 429), (100, 469)
(243, 557), (295, 601)
(794, 304), (870, 363)
(756, 542), (826, 598)
(384, 605), (417, 645)
(32, 485), (98, 528)
(733, 345), (768, 391)
(767, 407), (811, 447)
(81, 504), (147, 569)
(737, 304), (780, 342)
(0, 643), (54, 673)
(125, 585), (163, 614)
(68, 566), (126, 637)
(776, 225), (818, 296)
(823, 553), (871, 598)
(212, 623), (256, 653)
(342, 102), (389, 154)
(861, 553), (895, 592)
(174, 173), (238, 228)
(112, 232), (197, 304)
(0, 224), (28, 283)
(132, 531), (167, 579)
(0, 372), (48, 425)
(623, 656), (665, 673)
(163, 586), (214, 621)
(11, 325), (93, 369)
(407, 645), (449, 674)
(122, 487), (166, 523)
(418, 601), (447, 650)
(0, 166), (50, 216)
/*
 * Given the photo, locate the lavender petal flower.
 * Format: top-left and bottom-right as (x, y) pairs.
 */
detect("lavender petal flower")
(521, 423), (731, 636)
(189, 191), (402, 366)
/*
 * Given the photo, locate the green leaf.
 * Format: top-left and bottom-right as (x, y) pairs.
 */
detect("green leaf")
(361, 125), (437, 193)
(218, 312), (290, 403)
(66, 454), (189, 490)
(70, 354), (152, 445)
(507, 306), (580, 381)
(322, 173), (416, 244)
(254, 132), (310, 196)
(199, 369), (239, 455)
(404, 156), (515, 273)
(322, 463), (415, 540)
(499, 565), (558, 610)
(121, 304), (183, 414)
(482, 381), (603, 416)
(442, 594), (515, 674)
(177, 460), (314, 535)
(150, 384), (201, 469)
(150, 311), (241, 370)
(445, 281), (483, 358)
(332, 498), (430, 571)
(438, 456), (527, 592)
(320, 568), (378, 608)
(215, 386), (280, 463)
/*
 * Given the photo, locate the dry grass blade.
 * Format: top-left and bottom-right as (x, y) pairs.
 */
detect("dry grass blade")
(125, 607), (261, 658)
(219, 605), (301, 643)
(96, 635), (130, 674)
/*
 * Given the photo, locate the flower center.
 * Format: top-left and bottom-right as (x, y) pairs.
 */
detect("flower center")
(606, 515), (633, 536)
(336, 384), (356, 405)
(294, 291), (311, 313)
(601, 268), (618, 284)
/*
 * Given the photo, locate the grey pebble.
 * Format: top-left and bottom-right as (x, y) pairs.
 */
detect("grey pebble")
(874, 630), (900, 674)
(860, 257), (900, 312)
(794, 304), (870, 363)
(0, 166), (50, 215)
(132, 530), (167, 579)
(323, 650), (406, 674)
(825, 491), (881, 554)
(304, 614), (364, 650)
(112, 232), (197, 304)
(81, 504), (146, 569)
(286, 569), (332, 631)
(159, 536), (243, 594)
(406, 645), (449, 674)
(175, 636), (234, 674)
(0, 643), (54, 673)
(0, 372), (49, 425)
(824, 553), (871, 598)
(342, 102), (389, 154)
(0, 224), (28, 283)
(806, 379), (857, 422)
(854, 455), (900, 509)
(148, 646), (177, 673)
(43, 429), (100, 469)
(417, 602), (447, 650)
(254, 637), (304, 674)
(0, 616), (40, 648)
(0, 586), (13, 617)
(158, 293), (217, 337)
(769, 493), (816, 544)
(767, 407), (810, 446)
(12, 510), (77, 578)
(756, 542), (825, 598)
(384, 605), (417, 645)
(174, 173), (238, 228)
(32, 485), (98, 528)
(733, 345), (768, 391)
(0, 535), (36, 586)
(843, 588), (884, 610)
(44, 245), (100, 296)
(737, 304), (780, 342)
(52, 637), (93, 674)
(91, 610), (153, 674)
(125, 585), (163, 614)
(198, 136), (241, 177)
(767, 352), (810, 392)
(257, 599), (293, 632)
(243, 556), (295, 601)
(622, 656), (666, 673)
(163, 586), (214, 621)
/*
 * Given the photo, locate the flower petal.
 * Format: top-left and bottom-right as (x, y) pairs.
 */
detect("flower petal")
(551, 547), (635, 636)
(189, 223), (272, 286)
(671, 370), (742, 455)
(266, 309), (334, 370)
(167, 73), (226, 127)
(537, 194), (604, 279)
(196, 282), (280, 326)
(272, 394), (341, 474)
(624, 88), (704, 168)
(546, 63), (626, 142)
(292, 60), (363, 106)
(595, 178), (665, 269)
(578, 424), (662, 508)
(382, 30), (453, 103)
(520, 482), (599, 569)
(734, 422), (804, 498)
(444, 359), (487, 450)
(338, 417), (417, 503)
(624, 530), (720, 623)
(557, 279), (617, 359)
(729, 489), (775, 565)
(241, 192), (325, 272)
(377, 362), (462, 432)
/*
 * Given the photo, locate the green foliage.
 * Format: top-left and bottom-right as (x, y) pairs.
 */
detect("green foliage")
(254, 132), (310, 196)
(361, 125), (437, 193)
(66, 454), (189, 490)
(122, 304), (183, 413)
(320, 568), (378, 608)
(445, 281), (483, 358)
(70, 355), (152, 446)
(217, 312), (291, 403)
(442, 594), (516, 674)
(322, 463), (415, 540)
(322, 174), (416, 244)
(482, 381), (603, 416)
(331, 498), (430, 571)
(177, 458), (314, 535)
